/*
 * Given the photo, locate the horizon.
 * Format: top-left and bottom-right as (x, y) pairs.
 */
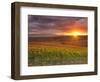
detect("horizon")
(29, 34), (88, 38)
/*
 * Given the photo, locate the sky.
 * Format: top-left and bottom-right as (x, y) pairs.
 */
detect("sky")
(28, 15), (88, 37)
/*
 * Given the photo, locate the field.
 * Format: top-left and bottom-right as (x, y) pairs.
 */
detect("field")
(28, 36), (87, 66)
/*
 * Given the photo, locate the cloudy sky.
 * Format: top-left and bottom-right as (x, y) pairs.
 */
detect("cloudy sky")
(28, 15), (87, 37)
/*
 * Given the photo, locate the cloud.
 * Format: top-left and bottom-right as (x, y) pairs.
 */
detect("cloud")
(28, 15), (87, 37)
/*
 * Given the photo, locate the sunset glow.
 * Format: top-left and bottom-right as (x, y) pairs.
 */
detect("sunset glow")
(71, 32), (81, 37)
(28, 15), (88, 37)
(63, 31), (87, 37)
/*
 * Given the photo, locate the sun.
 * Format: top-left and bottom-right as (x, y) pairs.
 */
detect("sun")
(72, 32), (81, 37)
(63, 31), (87, 37)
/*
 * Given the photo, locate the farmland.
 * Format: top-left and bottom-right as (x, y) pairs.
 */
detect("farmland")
(28, 36), (87, 66)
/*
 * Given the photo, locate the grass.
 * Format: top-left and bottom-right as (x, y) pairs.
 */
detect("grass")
(28, 43), (87, 66)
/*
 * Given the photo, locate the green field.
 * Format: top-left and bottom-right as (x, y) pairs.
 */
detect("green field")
(28, 42), (87, 66)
